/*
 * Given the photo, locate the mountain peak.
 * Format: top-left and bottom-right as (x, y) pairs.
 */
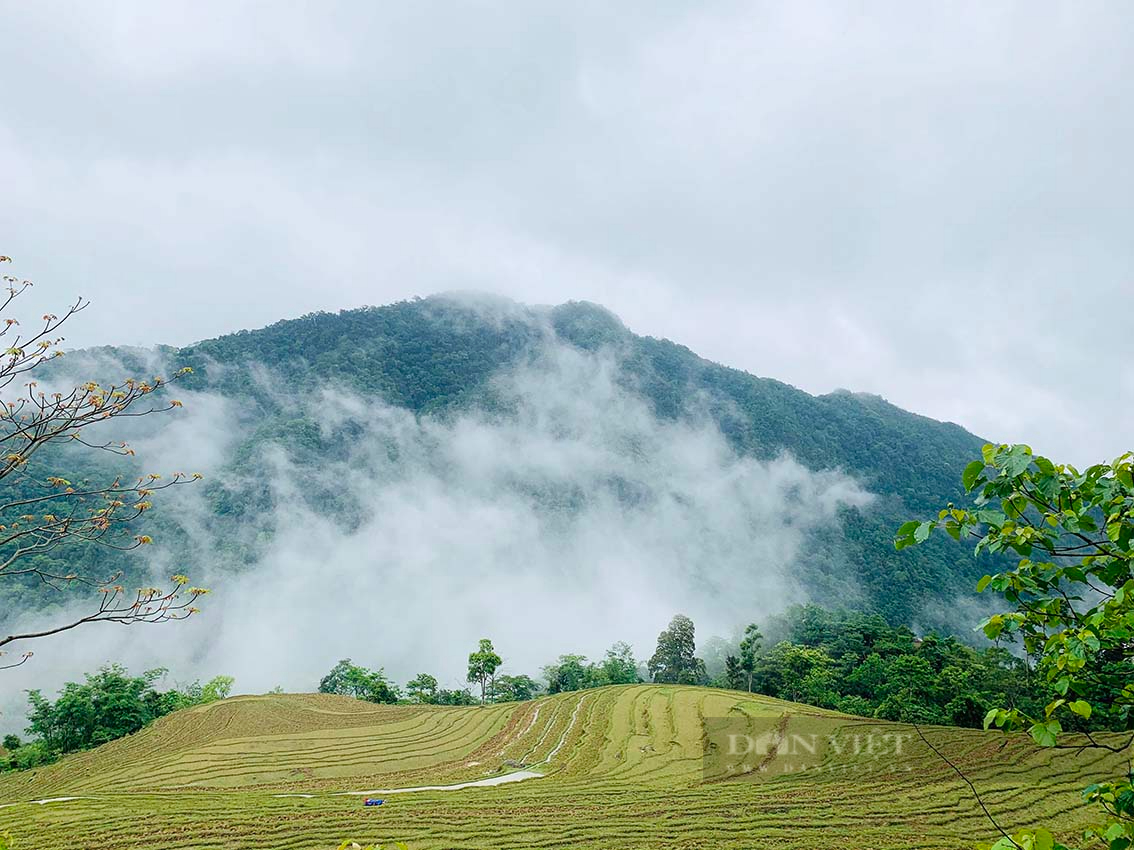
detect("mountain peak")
(549, 301), (629, 350)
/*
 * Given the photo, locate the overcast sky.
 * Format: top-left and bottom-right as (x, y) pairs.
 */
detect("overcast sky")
(1, 1), (1130, 465)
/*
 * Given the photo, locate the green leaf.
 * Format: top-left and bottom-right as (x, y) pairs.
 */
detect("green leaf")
(894, 520), (919, 549)
(914, 521), (934, 544)
(962, 460), (985, 491)
(1030, 720), (1061, 747)
(976, 575), (992, 593)
(983, 708), (1000, 730)
(1002, 444), (1034, 477)
(1068, 700), (1092, 719)
(1033, 828), (1054, 850)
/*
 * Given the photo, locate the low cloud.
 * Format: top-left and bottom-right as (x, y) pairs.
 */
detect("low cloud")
(1, 334), (871, 723)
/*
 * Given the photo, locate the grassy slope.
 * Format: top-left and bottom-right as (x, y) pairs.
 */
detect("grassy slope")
(0, 686), (1123, 849)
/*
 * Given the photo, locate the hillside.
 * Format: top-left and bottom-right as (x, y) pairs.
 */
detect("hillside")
(176, 297), (992, 624)
(0, 686), (1123, 849)
(1, 296), (996, 645)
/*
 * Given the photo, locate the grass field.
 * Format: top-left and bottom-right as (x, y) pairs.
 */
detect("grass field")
(0, 685), (1124, 849)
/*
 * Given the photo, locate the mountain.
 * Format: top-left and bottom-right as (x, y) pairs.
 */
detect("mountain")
(181, 297), (988, 623)
(3, 297), (996, 639)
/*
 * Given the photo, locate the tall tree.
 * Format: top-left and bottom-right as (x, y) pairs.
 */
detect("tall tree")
(405, 673), (439, 704)
(738, 623), (762, 692)
(648, 614), (707, 685)
(0, 255), (205, 670)
(898, 444), (1134, 849)
(724, 654), (745, 691)
(467, 638), (502, 702)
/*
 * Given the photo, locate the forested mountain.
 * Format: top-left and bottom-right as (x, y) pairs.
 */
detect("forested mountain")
(3, 297), (996, 631)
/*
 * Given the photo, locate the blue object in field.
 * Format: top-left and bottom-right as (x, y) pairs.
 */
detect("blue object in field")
(364, 798), (385, 807)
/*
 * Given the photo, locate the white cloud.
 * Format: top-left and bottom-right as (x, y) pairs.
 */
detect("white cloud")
(0, 336), (870, 721)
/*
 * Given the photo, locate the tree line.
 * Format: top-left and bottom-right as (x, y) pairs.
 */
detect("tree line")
(310, 605), (1046, 737)
(1, 665), (233, 771)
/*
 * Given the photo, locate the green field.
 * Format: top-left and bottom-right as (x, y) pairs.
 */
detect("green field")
(0, 685), (1122, 849)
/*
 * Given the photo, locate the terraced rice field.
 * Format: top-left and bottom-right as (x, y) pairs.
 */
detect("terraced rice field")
(0, 685), (1124, 849)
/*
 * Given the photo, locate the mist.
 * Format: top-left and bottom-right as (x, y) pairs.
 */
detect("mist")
(0, 323), (872, 726)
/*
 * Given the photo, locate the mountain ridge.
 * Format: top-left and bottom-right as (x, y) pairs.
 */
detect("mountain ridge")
(4, 296), (996, 633)
(167, 296), (991, 625)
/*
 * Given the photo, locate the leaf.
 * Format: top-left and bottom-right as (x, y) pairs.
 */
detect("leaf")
(1030, 720), (1060, 747)
(983, 708), (1001, 730)
(1068, 700), (1092, 719)
(1032, 828), (1054, 850)
(976, 575), (992, 593)
(895, 520), (919, 549)
(962, 460), (985, 491)
(1002, 444), (1033, 478)
(914, 521), (934, 544)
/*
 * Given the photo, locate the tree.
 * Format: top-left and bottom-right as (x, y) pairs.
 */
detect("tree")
(755, 642), (835, 704)
(648, 614), (707, 685)
(1, 735), (18, 752)
(466, 638), (502, 702)
(405, 673), (439, 704)
(738, 623), (762, 692)
(0, 256), (205, 670)
(318, 659), (400, 704)
(724, 654), (745, 690)
(596, 641), (640, 686)
(176, 675), (235, 705)
(898, 444), (1134, 849)
(872, 655), (942, 723)
(27, 664), (160, 753)
(434, 687), (477, 706)
(542, 654), (595, 694)
(541, 643), (638, 693)
(492, 674), (540, 702)
(13, 663), (232, 760)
